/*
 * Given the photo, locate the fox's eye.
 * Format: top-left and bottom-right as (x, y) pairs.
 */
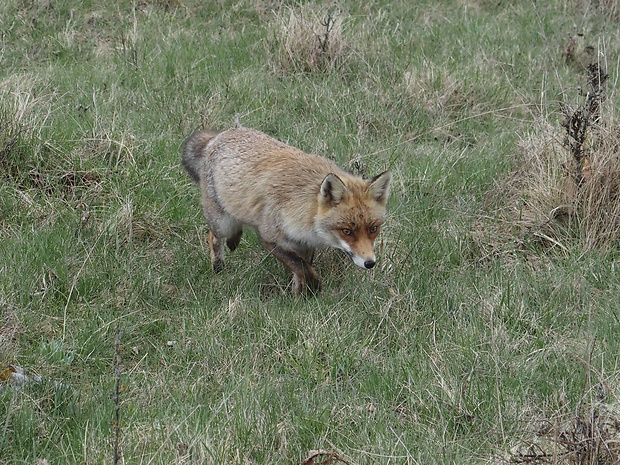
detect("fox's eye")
(341, 228), (352, 236)
(369, 225), (378, 234)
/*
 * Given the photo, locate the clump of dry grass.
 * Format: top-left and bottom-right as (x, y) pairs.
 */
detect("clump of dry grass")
(268, 4), (348, 76)
(403, 61), (486, 121)
(505, 63), (620, 251)
(0, 76), (48, 181)
(508, 401), (620, 465)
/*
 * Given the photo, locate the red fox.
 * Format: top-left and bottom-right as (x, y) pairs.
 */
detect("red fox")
(182, 126), (392, 295)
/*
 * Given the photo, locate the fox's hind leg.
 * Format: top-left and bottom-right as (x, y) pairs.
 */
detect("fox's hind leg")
(300, 249), (315, 265)
(207, 223), (242, 273)
(261, 240), (320, 296)
(208, 230), (225, 273)
(209, 227), (241, 273)
(200, 188), (241, 273)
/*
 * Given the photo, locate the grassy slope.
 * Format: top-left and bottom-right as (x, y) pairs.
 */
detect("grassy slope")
(1, 1), (619, 463)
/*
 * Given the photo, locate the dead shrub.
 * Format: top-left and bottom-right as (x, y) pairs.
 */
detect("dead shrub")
(505, 62), (620, 251)
(268, 5), (348, 76)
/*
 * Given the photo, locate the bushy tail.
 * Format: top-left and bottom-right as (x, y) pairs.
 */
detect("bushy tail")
(181, 130), (219, 183)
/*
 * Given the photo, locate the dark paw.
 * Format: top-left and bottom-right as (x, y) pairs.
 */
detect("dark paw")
(226, 232), (243, 251)
(212, 259), (224, 274)
(226, 238), (239, 252)
(306, 276), (321, 293)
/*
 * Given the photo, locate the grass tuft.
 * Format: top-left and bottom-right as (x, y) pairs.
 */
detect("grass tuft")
(268, 4), (348, 76)
(0, 76), (47, 182)
(503, 56), (620, 251)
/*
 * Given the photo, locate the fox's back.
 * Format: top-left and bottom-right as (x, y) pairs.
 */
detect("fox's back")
(204, 128), (346, 216)
(206, 127), (338, 187)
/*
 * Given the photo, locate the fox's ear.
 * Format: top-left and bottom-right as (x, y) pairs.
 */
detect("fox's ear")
(319, 173), (348, 207)
(367, 171), (392, 205)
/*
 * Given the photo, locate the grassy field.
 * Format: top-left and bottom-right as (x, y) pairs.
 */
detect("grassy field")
(1, 1), (620, 464)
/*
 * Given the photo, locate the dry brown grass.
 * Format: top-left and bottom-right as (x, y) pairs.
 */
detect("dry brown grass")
(268, 4), (348, 76)
(403, 61), (487, 123)
(502, 63), (620, 252)
(493, 342), (620, 465)
(508, 401), (620, 464)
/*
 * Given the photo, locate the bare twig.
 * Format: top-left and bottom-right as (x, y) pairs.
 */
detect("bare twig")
(319, 12), (335, 54)
(302, 449), (352, 465)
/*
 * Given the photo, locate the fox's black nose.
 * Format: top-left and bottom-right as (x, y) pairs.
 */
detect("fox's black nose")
(364, 260), (376, 269)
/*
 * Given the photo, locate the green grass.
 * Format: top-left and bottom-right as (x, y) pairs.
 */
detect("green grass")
(2, 0), (620, 463)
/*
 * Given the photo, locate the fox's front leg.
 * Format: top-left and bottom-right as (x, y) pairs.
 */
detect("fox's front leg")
(261, 240), (320, 296)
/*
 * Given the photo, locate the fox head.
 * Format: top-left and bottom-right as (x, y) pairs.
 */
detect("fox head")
(316, 171), (392, 269)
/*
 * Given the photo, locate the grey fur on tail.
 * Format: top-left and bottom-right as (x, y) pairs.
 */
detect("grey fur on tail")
(181, 130), (219, 183)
